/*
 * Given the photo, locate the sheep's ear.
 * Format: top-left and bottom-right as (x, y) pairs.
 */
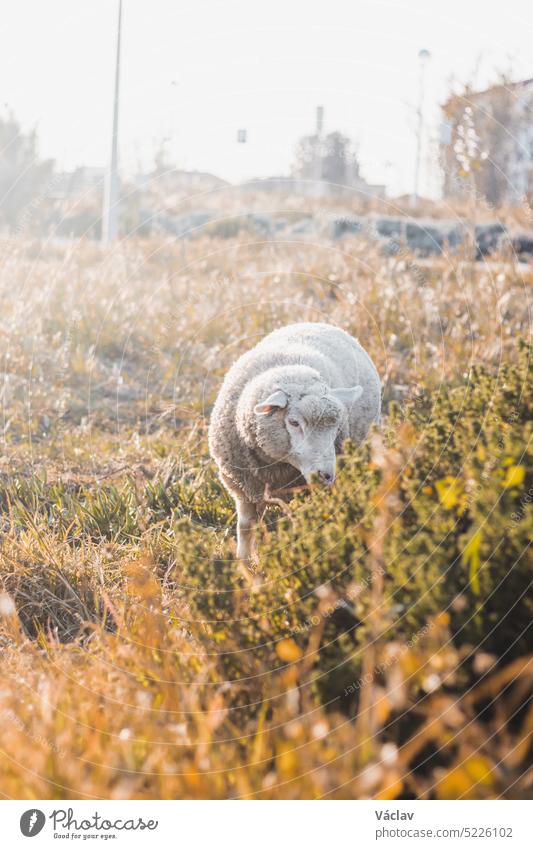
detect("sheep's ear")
(331, 385), (363, 406)
(254, 390), (288, 415)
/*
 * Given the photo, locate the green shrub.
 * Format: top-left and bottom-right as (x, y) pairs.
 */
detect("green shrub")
(175, 340), (532, 707)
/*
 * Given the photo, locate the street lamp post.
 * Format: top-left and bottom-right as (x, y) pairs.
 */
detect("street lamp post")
(102, 0), (122, 245)
(412, 48), (431, 209)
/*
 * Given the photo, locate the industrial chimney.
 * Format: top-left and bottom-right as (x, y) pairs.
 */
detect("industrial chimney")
(316, 105), (324, 138)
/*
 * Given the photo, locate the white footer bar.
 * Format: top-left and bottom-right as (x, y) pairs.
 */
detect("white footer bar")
(3, 799), (531, 848)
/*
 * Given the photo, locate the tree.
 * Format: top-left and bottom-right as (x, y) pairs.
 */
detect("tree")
(322, 131), (360, 186)
(293, 130), (360, 190)
(441, 73), (531, 206)
(0, 111), (54, 229)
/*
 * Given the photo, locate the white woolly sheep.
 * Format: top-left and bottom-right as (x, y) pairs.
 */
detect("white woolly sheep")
(208, 322), (381, 562)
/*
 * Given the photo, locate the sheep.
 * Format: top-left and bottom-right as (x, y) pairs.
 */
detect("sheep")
(208, 322), (381, 563)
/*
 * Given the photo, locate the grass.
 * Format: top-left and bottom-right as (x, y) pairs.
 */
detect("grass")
(0, 232), (531, 799)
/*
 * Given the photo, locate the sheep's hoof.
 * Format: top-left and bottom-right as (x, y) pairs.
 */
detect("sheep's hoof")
(237, 558), (262, 586)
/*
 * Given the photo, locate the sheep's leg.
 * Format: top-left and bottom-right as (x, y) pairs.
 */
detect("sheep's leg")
(235, 496), (259, 563)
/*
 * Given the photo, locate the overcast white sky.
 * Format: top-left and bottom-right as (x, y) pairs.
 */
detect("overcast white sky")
(1, 0), (532, 197)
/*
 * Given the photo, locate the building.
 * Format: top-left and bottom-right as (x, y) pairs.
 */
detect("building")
(441, 78), (533, 205)
(49, 167), (106, 200)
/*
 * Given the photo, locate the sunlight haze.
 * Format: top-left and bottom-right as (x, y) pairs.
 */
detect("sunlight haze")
(2, 0), (533, 196)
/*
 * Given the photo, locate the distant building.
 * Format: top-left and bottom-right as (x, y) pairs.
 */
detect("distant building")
(134, 168), (228, 194)
(49, 167), (105, 199)
(291, 107), (386, 200)
(441, 78), (533, 205)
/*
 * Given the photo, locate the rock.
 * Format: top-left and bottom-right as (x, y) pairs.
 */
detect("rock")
(330, 216), (364, 239)
(289, 217), (317, 236)
(475, 222), (507, 258)
(374, 217), (404, 239)
(499, 229), (533, 259)
(155, 212), (212, 237)
(330, 214), (509, 258)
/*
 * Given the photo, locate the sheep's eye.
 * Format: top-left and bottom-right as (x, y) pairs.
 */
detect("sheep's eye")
(288, 418), (300, 428)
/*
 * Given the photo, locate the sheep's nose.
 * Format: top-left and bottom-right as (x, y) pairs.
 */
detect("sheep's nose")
(318, 470), (335, 485)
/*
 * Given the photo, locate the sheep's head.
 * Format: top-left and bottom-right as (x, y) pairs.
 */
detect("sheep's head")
(253, 381), (363, 485)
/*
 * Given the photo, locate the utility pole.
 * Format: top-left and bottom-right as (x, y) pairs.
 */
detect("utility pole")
(102, 0), (122, 244)
(315, 105), (324, 138)
(313, 105), (324, 196)
(412, 48), (430, 209)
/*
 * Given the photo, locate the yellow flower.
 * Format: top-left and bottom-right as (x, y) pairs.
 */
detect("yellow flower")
(503, 465), (525, 489)
(276, 638), (303, 662)
(436, 476), (464, 511)
(461, 529), (482, 595)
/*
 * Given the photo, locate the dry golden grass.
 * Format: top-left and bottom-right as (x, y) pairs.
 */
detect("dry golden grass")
(0, 233), (531, 799)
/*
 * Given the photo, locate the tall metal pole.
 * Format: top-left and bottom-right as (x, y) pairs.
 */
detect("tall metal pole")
(102, 0), (122, 244)
(316, 105), (324, 138)
(412, 48), (430, 209)
(313, 105), (324, 197)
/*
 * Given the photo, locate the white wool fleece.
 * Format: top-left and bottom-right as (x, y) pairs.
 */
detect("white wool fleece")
(208, 322), (382, 505)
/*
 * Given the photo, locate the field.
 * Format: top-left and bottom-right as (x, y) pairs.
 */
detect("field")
(0, 231), (531, 799)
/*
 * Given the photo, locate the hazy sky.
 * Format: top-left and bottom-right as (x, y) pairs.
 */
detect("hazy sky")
(2, 0), (533, 196)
